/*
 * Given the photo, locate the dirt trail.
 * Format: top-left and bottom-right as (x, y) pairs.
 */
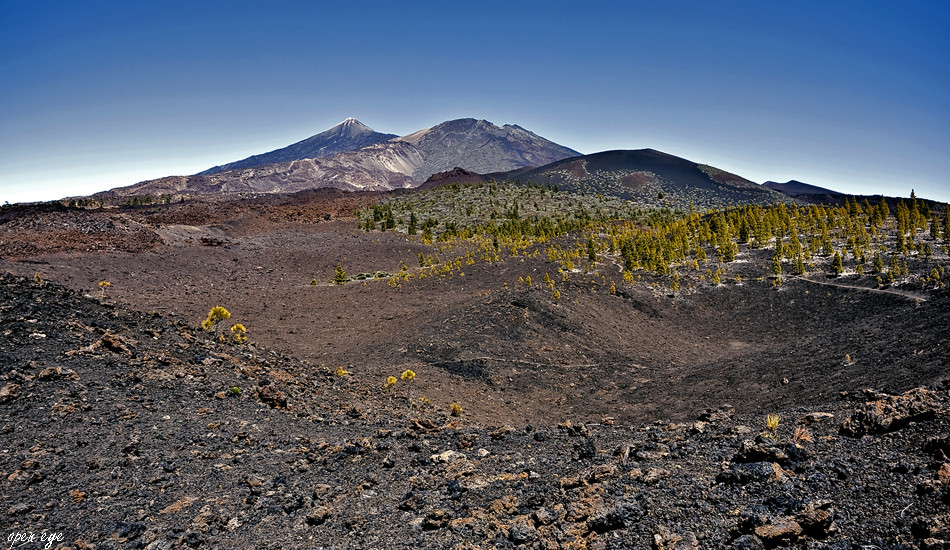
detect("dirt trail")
(796, 275), (929, 302)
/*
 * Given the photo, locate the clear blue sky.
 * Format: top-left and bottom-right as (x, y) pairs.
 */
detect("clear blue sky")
(2, 1), (948, 204)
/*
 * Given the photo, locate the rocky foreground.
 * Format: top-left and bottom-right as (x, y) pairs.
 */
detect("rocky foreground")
(1, 273), (948, 549)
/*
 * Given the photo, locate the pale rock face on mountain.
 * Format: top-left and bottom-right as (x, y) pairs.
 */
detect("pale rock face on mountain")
(197, 118), (398, 175)
(101, 140), (424, 197)
(97, 118), (581, 198)
(398, 118), (581, 181)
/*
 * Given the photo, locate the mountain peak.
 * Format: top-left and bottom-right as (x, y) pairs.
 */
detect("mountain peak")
(328, 117), (377, 139)
(335, 117), (371, 131)
(197, 118), (396, 175)
(396, 117), (580, 180)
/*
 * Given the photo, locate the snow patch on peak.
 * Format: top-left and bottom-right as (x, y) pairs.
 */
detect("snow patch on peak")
(333, 118), (373, 135)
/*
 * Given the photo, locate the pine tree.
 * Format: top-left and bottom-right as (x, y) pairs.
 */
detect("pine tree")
(793, 254), (806, 276)
(738, 219), (750, 243)
(896, 231), (908, 255)
(831, 251), (843, 276)
(718, 241), (737, 263)
(820, 228), (834, 256)
(879, 197), (890, 223)
(848, 196), (860, 216)
(771, 252), (782, 278)
(873, 252), (884, 273)
(888, 254), (900, 278)
(333, 263), (347, 285)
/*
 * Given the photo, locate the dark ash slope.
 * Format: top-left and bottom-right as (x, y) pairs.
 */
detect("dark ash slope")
(1, 273), (949, 549)
(512, 149), (793, 208)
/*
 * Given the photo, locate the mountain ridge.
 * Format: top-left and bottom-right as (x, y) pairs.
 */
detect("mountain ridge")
(503, 148), (794, 208)
(197, 117), (397, 175)
(97, 118), (581, 198)
(764, 179), (843, 196)
(89, 118), (845, 209)
(96, 139), (423, 197)
(397, 118), (581, 180)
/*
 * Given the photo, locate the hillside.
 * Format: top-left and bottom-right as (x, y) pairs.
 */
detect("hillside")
(399, 118), (581, 181)
(95, 118), (580, 201)
(417, 167), (492, 191)
(764, 180), (843, 197)
(508, 149), (793, 209)
(1, 272), (948, 548)
(8, 184), (949, 426)
(92, 140), (424, 198)
(198, 117), (398, 175)
(1, 187), (950, 548)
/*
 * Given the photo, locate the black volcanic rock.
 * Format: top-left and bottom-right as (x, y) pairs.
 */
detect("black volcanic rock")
(508, 149), (794, 208)
(764, 180), (842, 196)
(2, 271), (949, 548)
(198, 118), (397, 175)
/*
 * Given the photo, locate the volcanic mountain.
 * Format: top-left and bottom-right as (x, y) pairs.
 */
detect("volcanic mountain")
(764, 179), (843, 197)
(398, 118), (580, 180)
(96, 118), (581, 199)
(197, 117), (397, 175)
(505, 148), (793, 208)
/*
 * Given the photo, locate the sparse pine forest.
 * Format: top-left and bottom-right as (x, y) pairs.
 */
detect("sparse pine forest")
(355, 181), (948, 298)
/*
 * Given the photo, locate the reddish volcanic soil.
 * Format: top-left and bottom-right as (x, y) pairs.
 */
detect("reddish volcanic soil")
(2, 193), (950, 549)
(2, 193), (947, 426)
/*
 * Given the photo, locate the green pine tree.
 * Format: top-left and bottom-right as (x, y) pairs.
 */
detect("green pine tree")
(333, 263), (347, 285)
(830, 251), (843, 276)
(793, 254), (806, 276)
(771, 252), (782, 277)
(718, 241), (737, 263)
(888, 254), (900, 278)
(873, 252), (884, 273)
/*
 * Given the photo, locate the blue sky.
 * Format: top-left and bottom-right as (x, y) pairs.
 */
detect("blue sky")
(2, 1), (948, 204)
